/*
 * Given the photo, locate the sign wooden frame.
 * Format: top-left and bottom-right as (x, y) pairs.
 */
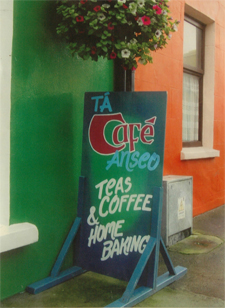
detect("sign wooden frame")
(27, 176), (187, 307)
(27, 92), (187, 306)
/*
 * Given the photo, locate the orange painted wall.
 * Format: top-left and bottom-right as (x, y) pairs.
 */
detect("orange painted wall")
(135, 0), (225, 216)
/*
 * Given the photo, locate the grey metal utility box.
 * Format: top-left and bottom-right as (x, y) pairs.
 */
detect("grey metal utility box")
(161, 175), (193, 246)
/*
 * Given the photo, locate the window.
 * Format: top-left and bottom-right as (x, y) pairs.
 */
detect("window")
(182, 16), (204, 147)
(180, 4), (219, 160)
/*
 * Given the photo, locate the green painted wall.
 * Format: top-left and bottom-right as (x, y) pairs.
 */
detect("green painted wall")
(0, 0), (113, 300)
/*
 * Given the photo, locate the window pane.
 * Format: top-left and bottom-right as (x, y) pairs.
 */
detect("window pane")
(183, 21), (203, 70)
(182, 73), (200, 142)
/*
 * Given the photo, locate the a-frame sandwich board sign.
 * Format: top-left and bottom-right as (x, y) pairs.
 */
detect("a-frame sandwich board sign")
(27, 92), (187, 307)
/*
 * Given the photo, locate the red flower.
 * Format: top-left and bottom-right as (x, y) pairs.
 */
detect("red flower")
(153, 5), (162, 15)
(80, 0), (87, 4)
(156, 7), (162, 14)
(108, 22), (114, 30)
(76, 15), (84, 22)
(91, 46), (97, 54)
(141, 15), (151, 25)
(110, 51), (117, 59)
(123, 4), (128, 9)
(94, 6), (101, 12)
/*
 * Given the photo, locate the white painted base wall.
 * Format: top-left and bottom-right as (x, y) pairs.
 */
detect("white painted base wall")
(0, 223), (39, 253)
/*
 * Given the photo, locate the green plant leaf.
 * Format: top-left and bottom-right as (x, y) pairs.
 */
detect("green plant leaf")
(102, 46), (108, 52)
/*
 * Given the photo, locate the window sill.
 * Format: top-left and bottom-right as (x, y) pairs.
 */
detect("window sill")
(181, 147), (220, 160)
(0, 223), (39, 253)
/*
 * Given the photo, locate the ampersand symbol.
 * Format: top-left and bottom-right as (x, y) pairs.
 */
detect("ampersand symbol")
(87, 206), (99, 226)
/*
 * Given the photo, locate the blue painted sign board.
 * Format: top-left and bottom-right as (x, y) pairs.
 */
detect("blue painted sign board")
(78, 91), (167, 281)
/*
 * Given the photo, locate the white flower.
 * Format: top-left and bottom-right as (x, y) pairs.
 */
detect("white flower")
(98, 13), (106, 21)
(121, 49), (131, 58)
(151, 17), (157, 24)
(129, 2), (137, 15)
(163, 10), (167, 15)
(168, 34), (172, 39)
(141, 26), (149, 32)
(138, 58), (147, 65)
(118, 0), (126, 3)
(137, 0), (145, 7)
(137, 17), (143, 26)
(155, 29), (162, 38)
(102, 4), (110, 8)
(130, 38), (137, 44)
(172, 24), (178, 31)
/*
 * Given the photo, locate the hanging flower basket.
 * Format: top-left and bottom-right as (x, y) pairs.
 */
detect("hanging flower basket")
(56, 0), (179, 70)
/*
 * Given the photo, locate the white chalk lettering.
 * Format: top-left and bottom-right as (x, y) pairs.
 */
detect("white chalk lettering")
(139, 235), (150, 253)
(95, 179), (108, 199)
(130, 235), (141, 252)
(106, 178), (116, 197)
(101, 240), (113, 261)
(95, 177), (132, 200)
(134, 194), (145, 211)
(119, 195), (129, 212)
(97, 193), (152, 217)
(91, 176), (152, 262)
(88, 220), (125, 247)
(99, 196), (110, 217)
(101, 235), (150, 261)
(109, 195), (120, 214)
(142, 194), (152, 211)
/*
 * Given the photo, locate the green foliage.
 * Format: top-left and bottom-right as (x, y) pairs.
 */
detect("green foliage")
(56, 0), (179, 69)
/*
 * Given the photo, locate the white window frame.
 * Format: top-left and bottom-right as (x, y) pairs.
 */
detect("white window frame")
(181, 3), (220, 160)
(0, 0), (38, 253)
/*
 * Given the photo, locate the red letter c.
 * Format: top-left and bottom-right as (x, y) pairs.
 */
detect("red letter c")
(89, 113), (126, 155)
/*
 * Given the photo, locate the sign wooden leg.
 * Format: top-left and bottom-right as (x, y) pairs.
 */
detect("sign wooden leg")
(105, 187), (187, 307)
(26, 177), (86, 295)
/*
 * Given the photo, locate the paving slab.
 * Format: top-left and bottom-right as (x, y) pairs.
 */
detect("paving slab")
(168, 232), (223, 254)
(135, 287), (225, 307)
(193, 205), (225, 240)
